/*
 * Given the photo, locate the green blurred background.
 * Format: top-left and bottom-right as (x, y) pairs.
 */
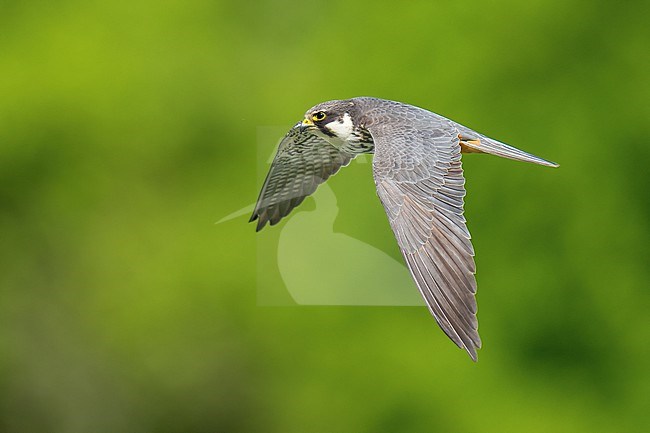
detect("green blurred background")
(1, 0), (649, 432)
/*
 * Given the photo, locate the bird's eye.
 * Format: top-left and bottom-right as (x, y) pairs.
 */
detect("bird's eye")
(312, 111), (327, 121)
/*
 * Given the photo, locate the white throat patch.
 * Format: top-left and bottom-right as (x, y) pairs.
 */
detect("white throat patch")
(324, 112), (355, 143)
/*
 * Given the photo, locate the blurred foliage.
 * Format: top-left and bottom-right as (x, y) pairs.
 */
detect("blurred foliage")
(1, 0), (649, 432)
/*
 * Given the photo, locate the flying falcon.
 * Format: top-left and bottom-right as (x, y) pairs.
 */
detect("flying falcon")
(250, 97), (558, 361)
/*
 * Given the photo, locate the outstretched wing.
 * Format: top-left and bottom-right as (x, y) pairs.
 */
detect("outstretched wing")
(370, 118), (481, 360)
(250, 124), (354, 231)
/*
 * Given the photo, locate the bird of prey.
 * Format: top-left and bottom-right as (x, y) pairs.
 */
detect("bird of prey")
(250, 97), (558, 361)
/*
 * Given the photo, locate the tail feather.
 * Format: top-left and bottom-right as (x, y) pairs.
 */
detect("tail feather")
(460, 134), (558, 167)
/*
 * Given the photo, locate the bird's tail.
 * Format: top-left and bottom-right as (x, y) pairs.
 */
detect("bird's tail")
(459, 133), (559, 168)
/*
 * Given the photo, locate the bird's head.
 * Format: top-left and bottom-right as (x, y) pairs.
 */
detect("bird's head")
(299, 99), (359, 144)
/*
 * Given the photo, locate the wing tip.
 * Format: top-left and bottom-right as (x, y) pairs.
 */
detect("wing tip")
(255, 218), (267, 232)
(249, 211), (270, 232)
(464, 342), (480, 362)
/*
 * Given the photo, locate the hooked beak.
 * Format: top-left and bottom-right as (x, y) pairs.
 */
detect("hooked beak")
(298, 118), (314, 133)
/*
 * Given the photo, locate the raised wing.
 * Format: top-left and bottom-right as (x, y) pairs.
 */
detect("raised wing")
(250, 124), (354, 231)
(370, 120), (481, 360)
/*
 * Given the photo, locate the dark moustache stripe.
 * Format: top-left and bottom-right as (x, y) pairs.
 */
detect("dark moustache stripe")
(316, 118), (340, 137)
